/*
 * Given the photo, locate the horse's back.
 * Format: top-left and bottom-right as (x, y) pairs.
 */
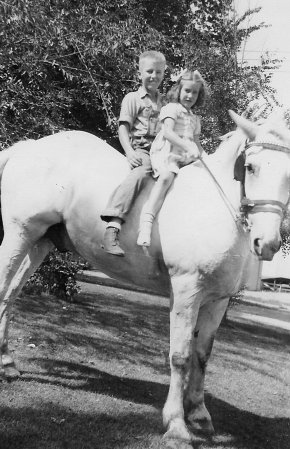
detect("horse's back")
(1, 131), (129, 223)
(0, 130), (249, 297)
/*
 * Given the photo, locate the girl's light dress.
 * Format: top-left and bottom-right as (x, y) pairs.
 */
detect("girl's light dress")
(150, 102), (201, 178)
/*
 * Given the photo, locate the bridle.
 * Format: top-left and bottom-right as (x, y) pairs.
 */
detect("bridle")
(235, 141), (290, 224)
(199, 138), (290, 233)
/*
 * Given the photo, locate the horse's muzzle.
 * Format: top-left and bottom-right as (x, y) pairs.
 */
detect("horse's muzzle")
(253, 237), (281, 261)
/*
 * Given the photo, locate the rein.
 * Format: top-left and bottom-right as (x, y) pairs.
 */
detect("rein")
(198, 157), (240, 224)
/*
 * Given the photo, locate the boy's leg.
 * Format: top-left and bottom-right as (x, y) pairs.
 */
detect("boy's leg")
(101, 151), (152, 255)
(137, 172), (175, 247)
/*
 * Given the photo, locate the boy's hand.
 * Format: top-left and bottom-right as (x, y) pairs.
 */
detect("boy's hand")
(126, 150), (143, 169)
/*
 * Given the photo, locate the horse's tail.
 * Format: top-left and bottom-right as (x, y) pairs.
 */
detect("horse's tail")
(0, 139), (34, 179)
(0, 146), (18, 243)
(0, 140), (36, 244)
(0, 147), (16, 178)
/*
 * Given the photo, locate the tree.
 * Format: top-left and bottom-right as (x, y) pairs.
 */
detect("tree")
(178, 1), (282, 151)
(0, 0), (284, 297)
(0, 0), (281, 149)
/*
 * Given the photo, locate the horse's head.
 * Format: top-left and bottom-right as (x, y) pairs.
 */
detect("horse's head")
(230, 110), (290, 261)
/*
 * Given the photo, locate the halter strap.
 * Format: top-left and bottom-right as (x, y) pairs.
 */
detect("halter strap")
(240, 140), (290, 221)
(241, 198), (286, 218)
(245, 141), (290, 154)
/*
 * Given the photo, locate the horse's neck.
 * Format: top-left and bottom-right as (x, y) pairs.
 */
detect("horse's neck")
(202, 131), (245, 206)
(210, 131), (244, 168)
(204, 131), (244, 179)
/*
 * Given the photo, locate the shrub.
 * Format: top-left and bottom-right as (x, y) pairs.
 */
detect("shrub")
(24, 250), (86, 301)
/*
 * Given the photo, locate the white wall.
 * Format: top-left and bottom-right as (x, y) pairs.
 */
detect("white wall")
(262, 250), (290, 280)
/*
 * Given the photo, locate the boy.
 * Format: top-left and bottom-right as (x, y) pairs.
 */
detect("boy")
(100, 50), (166, 256)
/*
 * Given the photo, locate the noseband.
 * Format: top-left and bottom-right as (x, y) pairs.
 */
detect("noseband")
(234, 141), (290, 221)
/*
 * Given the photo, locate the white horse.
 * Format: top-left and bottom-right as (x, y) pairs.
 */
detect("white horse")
(0, 111), (290, 446)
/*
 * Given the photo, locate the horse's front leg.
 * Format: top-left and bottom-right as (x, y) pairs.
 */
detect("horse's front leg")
(184, 296), (229, 435)
(162, 273), (201, 445)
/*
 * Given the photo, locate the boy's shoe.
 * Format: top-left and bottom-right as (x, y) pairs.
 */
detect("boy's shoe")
(103, 227), (125, 256)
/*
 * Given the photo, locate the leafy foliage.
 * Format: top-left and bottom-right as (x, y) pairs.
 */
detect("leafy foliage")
(0, 0), (187, 149)
(0, 0), (285, 295)
(0, 1), (280, 149)
(23, 250), (85, 300)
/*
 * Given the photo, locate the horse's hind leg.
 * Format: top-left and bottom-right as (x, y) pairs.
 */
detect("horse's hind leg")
(0, 238), (54, 379)
(184, 297), (229, 435)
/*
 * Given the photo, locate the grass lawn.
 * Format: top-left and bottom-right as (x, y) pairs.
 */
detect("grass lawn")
(0, 282), (290, 449)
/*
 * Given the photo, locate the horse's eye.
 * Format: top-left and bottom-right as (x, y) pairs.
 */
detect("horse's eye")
(245, 163), (254, 174)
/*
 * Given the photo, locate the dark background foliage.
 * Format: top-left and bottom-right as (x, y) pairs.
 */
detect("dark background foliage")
(0, 0), (286, 297)
(0, 0), (281, 150)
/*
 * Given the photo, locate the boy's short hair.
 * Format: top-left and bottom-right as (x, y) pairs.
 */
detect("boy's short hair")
(167, 69), (208, 108)
(139, 51), (166, 69)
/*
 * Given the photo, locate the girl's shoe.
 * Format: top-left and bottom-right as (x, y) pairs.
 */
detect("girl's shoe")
(137, 221), (152, 247)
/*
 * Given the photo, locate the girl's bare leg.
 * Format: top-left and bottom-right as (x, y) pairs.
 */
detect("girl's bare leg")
(137, 172), (175, 246)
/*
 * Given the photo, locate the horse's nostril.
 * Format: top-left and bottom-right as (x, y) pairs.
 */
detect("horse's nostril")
(253, 238), (262, 256)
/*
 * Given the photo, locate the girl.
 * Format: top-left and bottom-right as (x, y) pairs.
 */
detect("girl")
(137, 69), (208, 247)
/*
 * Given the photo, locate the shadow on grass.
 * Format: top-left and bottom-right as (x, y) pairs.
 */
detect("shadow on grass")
(16, 356), (290, 449)
(205, 393), (290, 449)
(1, 379), (290, 449)
(13, 288), (290, 381)
(0, 404), (162, 449)
(216, 321), (290, 382)
(5, 285), (290, 449)
(21, 358), (168, 408)
(13, 288), (170, 375)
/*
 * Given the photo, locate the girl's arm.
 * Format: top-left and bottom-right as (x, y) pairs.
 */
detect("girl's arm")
(193, 135), (203, 155)
(163, 118), (200, 158)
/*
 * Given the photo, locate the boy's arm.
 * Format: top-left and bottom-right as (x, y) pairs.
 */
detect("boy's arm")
(118, 123), (142, 168)
(118, 92), (142, 169)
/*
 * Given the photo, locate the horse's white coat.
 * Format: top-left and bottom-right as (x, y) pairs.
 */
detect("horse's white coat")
(0, 113), (289, 444)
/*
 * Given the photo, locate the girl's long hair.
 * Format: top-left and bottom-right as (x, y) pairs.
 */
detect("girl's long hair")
(167, 70), (208, 108)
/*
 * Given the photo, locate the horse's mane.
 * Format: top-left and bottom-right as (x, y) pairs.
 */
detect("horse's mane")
(210, 128), (245, 163)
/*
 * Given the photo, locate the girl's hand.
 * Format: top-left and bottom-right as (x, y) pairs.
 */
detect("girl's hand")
(126, 150), (143, 169)
(184, 142), (200, 160)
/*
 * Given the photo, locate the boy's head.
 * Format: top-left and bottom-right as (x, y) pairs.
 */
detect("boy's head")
(138, 51), (166, 94)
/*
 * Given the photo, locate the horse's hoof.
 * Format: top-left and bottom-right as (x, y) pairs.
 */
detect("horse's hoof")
(187, 417), (215, 436)
(185, 402), (215, 436)
(160, 436), (193, 449)
(162, 421), (193, 445)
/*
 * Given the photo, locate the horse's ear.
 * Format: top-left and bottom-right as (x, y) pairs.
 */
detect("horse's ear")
(228, 110), (258, 140)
